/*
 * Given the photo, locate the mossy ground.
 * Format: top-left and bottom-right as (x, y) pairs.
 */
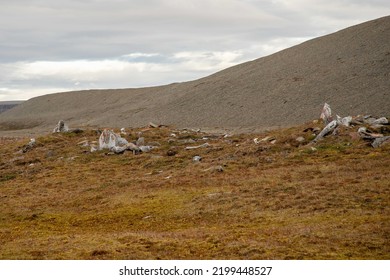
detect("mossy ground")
(0, 123), (389, 259)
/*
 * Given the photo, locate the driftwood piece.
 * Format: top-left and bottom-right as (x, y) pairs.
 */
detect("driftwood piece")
(371, 136), (390, 148)
(185, 143), (210, 150)
(312, 120), (338, 143)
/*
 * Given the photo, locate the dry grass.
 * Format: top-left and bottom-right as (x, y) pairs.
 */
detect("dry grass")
(0, 122), (389, 260)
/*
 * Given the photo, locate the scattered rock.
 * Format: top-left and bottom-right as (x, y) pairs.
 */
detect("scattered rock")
(296, 136), (305, 143)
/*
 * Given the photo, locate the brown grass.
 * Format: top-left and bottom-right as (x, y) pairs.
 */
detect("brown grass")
(0, 123), (389, 260)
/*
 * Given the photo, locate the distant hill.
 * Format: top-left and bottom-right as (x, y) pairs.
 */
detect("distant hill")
(0, 101), (23, 114)
(1, 16), (389, 133)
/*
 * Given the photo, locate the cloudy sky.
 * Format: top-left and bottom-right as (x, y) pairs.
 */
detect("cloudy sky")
(1, 0), (389, 101)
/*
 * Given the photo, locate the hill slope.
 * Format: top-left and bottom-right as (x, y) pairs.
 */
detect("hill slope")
(1, 16), (389, 133)
(0, 101), (23, 114)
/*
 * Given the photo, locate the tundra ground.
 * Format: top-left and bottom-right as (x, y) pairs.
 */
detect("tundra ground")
(0, 123), (389, 259)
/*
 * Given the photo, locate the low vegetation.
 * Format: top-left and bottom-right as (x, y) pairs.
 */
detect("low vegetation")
(0, 122), (389, 259)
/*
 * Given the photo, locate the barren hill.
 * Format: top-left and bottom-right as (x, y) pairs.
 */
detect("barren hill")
(1, 16), (389, 134)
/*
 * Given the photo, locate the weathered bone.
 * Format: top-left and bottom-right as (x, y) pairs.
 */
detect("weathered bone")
(312, 120), (338, 143)
(320, 103), (332, 124)
(53, 120), (69, 133)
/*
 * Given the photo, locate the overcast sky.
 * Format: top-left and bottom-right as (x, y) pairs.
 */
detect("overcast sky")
(0, 0), (389, 101)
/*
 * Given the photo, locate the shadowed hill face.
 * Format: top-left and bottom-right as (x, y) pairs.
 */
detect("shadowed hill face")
(1, 16), (389, 133)
(0, 101), (23, 114)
